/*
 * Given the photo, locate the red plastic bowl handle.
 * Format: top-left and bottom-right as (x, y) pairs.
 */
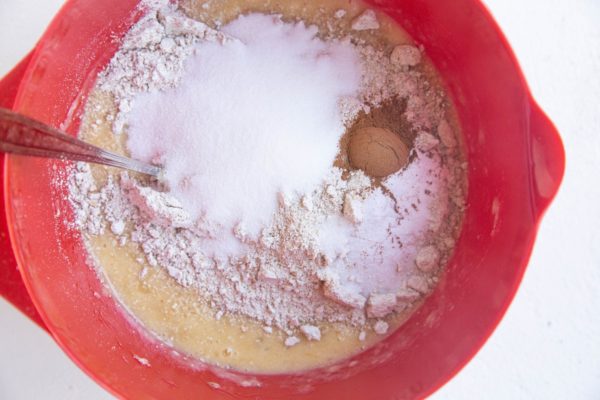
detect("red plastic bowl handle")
(528, 100), (565, 218)
(0, 54), (48, 330)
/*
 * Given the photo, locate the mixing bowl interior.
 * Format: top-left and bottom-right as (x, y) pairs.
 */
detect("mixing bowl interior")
(4, 0), (564, 398)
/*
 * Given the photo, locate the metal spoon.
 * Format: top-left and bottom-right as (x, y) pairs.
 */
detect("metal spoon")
(0, 107), (161, 177)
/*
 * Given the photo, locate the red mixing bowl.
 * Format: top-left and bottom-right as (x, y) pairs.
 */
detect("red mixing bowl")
(0, 0), (565, 398)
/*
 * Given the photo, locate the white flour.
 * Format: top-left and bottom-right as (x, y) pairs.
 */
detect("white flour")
(68, 1), (466, 341)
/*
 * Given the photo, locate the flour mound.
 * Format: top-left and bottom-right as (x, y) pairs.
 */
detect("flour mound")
(68, 3), (466, 340)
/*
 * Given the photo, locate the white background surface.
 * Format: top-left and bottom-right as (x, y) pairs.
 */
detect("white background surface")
(1, 0), (598, 398)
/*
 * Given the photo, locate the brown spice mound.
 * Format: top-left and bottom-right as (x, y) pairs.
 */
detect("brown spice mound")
(348, 127), (409, 177)
(336, 96), (416, 179)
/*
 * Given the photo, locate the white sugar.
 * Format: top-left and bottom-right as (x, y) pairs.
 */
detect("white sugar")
(127, 14), (361, 235)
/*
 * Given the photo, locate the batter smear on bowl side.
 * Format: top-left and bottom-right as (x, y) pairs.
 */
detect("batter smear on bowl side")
(67, 0), (467, 373)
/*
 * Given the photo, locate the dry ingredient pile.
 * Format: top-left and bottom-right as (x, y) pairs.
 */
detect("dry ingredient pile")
(69, 0), (466, 356)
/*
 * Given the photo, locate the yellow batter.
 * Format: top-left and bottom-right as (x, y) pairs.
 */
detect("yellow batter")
(78, 0), (453, 373)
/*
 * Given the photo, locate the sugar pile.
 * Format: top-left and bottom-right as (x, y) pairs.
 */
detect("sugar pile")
(127, 14), (362, 233)
(68, 1), (466, 343)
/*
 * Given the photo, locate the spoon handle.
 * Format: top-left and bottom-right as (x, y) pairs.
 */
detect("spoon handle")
(0, 107), (161, 177)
